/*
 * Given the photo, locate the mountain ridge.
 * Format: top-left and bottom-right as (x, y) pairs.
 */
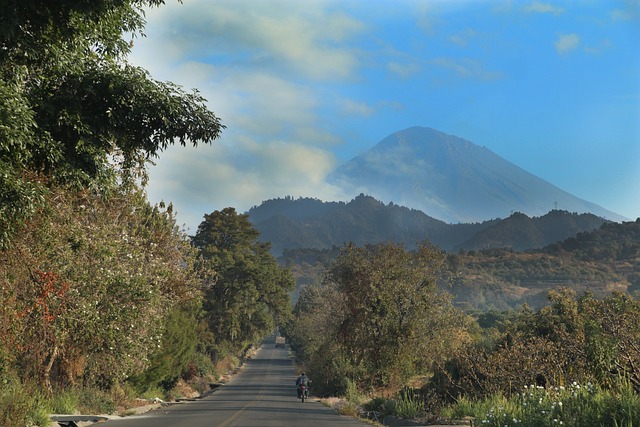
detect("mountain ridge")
(247, 194), (609, 255)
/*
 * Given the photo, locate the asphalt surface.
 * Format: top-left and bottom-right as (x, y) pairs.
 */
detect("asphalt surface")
(97, 337), (368, 427)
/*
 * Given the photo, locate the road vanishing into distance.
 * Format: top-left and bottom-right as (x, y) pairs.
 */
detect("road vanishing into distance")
(99, 336), (367, 427)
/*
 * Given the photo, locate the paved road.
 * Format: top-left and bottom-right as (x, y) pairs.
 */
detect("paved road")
(99, 337), (368, 427)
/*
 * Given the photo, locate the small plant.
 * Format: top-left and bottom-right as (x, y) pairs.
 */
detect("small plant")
(48, 388), (80, 414)
(81, 387), (116, 415)
(394, 388), (425, 420)
(338, 402), (359, 417)
(344, 378), (360, 404)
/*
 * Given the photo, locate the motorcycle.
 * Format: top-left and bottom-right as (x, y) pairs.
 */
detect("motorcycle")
(297, 384), (309, 402)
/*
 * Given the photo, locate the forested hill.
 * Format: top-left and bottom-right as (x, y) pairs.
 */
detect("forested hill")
(542, 218), (640, 263)
(281, 217), (640, 311)
(449, 218), (640, 310)
(247, 194), (609, 255)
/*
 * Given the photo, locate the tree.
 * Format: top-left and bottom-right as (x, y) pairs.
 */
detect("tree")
(0, 185), (200, 390)
(285, 281), (349, 396)
(289, 242), (470, 394)
(0, 0), (225, 248)
(192, 208), (295, 360)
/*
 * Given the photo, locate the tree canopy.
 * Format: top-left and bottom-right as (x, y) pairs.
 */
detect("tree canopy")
(0, 0), (226, 407)
(286, 242), (471, 394)
(0, 0), (224, 249)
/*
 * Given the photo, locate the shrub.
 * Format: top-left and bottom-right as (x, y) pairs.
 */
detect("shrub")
(337, 402), (359, 417)
(48, 388), (80, 414)
(394, 388), (425, 419)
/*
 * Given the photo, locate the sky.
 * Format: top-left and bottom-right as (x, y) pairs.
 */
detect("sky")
(128, 0), (640, 232)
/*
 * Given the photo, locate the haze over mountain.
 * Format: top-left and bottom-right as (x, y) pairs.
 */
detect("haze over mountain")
(327, 127), (626, 223)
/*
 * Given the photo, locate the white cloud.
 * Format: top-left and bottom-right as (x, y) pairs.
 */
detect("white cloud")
(610, 1), (640, 21)
(145, 138), (346, 230)
(387, 61), (421, 78)
(555, 33), (580, 54)
(129, 1), (366, 229)
(448, 28), (478, 47)
(338, 99), (375, 117)
(137, 0), (365, 81)
(524, 1), (564, 15)
(431, 57), (503, 81)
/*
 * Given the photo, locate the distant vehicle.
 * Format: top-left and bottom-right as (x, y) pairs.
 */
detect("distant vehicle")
(275, 336), (285, 348)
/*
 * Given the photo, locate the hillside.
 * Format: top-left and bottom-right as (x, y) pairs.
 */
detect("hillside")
(248, 194), (609, 255)
(457, 209), (609, 251)
(279, 219), (640, 311)
(449, 219), (640, 310)
(327, 126), (626, 223)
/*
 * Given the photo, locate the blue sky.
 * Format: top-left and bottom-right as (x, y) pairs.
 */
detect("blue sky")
(129, 0), (639, 231)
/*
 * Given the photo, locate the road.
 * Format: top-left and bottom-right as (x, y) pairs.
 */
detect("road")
(98, 337), (368, 427)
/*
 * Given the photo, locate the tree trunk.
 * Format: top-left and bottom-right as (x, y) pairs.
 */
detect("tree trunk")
(43, 345), (59, 393)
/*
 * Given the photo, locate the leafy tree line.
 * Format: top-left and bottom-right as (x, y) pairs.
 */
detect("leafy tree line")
(430, 289), (640, 412)
(281, 218), (640, 311)
(0, 1), (293, 425)
(249, 195), (609, 255)
(285, 242), (640, 424)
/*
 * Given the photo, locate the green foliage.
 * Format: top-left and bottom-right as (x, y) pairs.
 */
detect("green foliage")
(394, 388), (426, 419)
(288, 242), (470, 395)
(431, 290), (640, 405)
(0, 0), (224, 248)
(362, 389), (426, 420)
(0, 0), (227, 420)
(330, 242), (469, 390)
(364, 397), (397, 417)
(192, 208), (295, 361)
(0, 186), (201, 391)
(129, 302), (202, 392)
(344, 378), (360, 404)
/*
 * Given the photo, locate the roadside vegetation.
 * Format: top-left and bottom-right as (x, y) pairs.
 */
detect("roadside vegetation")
(287, 254), (640, 426)
(0, 2), (293, 425)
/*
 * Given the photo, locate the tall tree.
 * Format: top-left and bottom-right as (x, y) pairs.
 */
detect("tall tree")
(0, 0), (224, 248)
(192, 208), (295, 359)
(0, 0), (225, 395)
(289, 242), (470, 394)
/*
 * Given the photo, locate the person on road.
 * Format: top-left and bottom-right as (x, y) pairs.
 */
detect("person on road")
(296, 372), (311, 398)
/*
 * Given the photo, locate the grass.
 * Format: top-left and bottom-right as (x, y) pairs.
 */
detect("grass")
(441, 381), (640, 427)
(0, 378), (51, 427)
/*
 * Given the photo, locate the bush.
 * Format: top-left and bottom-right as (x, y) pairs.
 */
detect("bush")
(394, 388), (425, 420)
(344, 378), (360, 404)
(337, 402), (358, 417)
